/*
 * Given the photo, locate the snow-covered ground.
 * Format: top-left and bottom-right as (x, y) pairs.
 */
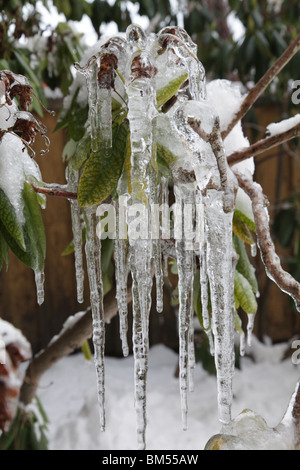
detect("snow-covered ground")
(38, 341), (300, 450)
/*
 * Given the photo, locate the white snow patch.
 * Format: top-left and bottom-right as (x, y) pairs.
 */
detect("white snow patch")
(0, 132), (43, 224)
(266, 114), (300, 137)
(38, 342), (300, 450)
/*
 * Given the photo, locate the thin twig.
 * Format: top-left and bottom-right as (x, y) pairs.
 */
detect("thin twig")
(222, 31), (300, 139)
(227, 122), (300, 166)
(233, 169), (300, 312)
(31, 183), (78, 199)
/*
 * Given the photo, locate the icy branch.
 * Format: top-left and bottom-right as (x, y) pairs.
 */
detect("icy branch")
(222, 31), (300, 139)
(233, 170), (300, 312)
(19, 286), (132, 407)
(31, 183), (78, 199)
(227, 120), (300, 166)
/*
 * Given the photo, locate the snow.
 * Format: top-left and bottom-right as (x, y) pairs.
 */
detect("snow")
(266, 114), (300, 137)
(0, 132), (43, 224)
(38, 342), (300, 450)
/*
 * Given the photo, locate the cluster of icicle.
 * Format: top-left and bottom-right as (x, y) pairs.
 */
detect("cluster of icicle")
(68, 25), (239, 450)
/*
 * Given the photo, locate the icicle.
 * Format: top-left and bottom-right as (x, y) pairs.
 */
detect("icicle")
(174, 183), (195, 430)
(158, 27), (206, 101)
(247, 313), (255, 347)
(34, 269), (44, 306)
(130, 249), (149, 450)
(74, 58), (99, 152)
(84, 207), (105, 431)
(113, 200), (129, 357)
(127, 51), (156, 204)
(150, 169), (164, 313)
(97, 51), (119, 148)
(173, 99), (236, 424)
(204, 190), (235, 424)
(66, 167), (84, 304)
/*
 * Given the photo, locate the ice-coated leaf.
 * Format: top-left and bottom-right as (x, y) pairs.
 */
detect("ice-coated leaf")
(157, 143), (178, 167)
(22, 182), (46, 270)
(233, 234), (258, 295)
(68, 133), (91, 171)
(233, 210), (255, 245)
(156, 72), (188, 110)
(0, 188), (25, 251)
(234, 271), (257, 315)
(234, 209), (256, 233)
(78, 121), (128, 207)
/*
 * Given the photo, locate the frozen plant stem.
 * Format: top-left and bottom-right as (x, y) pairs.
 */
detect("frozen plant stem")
(227, 122), (300, 167)
(234, 170), (300, 311)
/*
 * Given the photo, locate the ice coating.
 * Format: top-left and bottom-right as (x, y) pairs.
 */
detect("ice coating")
(69, 25), (245, 448)
(84, 207), (105, 432)
(66, 167), (84, 304)
(173, 99), (236, 424)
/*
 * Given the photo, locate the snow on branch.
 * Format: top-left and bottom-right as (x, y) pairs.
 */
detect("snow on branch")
(227, 117), (300, 166)
(233, 170), (300, 312)
(222, 31), (300, 140)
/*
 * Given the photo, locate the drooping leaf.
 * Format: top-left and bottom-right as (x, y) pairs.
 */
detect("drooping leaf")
(233, 210), (256, 245)
(233, 234), (258, 295)
(1, 183), (46, 270)
(78, 121), (129, 207)
(157, 143), (178, 167)
(68, 133), (91, 170)
(22, 182), (46, 268)
(156, 72), (188, 109)
(0, 188), (25, 251)
(234, 270), (257, 315)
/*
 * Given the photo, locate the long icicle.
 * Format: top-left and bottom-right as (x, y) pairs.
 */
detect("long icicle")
(67, 167), (84, 304)
(84, 207), (105, 431)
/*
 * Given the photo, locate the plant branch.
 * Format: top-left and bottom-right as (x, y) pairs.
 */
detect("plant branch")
(222, 31), (300, 139)
(227, 122), (300, 166)
(233, 169), (300, 311)
(19, 285), (132, 407)
(31, 183), (78, 199)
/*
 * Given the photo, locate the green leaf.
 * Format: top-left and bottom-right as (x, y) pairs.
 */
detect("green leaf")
(68, 133), (91, 170)
(233, 210), (256, 245)
(233, 234), (259, 295)
(22, 182), (46, 268)
(234, 270), (257, 315)
(156, 72), (188, 109)
(0, 188), (25, 250)
(81, 339), (92, 361)
(1, 183), (46, 270)
(78, 121), (129, 207)
(157, 143), (178, 167)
